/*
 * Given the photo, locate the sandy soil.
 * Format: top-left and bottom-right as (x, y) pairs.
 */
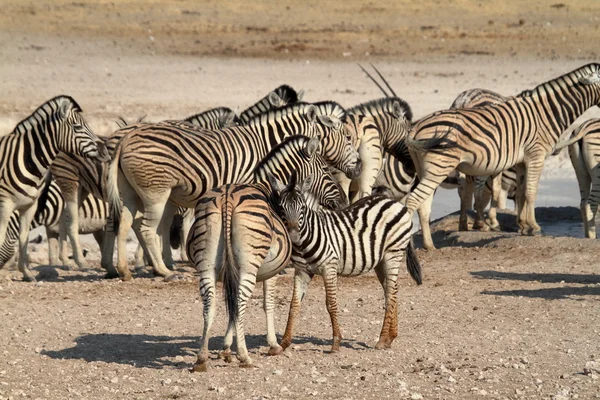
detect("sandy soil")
(1, 2), (600, 399)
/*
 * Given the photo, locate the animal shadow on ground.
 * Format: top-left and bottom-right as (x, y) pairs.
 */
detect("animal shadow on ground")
(42, 333), (367, 368)
(32, 265), (106, 282)
(472, 270), (600, 300)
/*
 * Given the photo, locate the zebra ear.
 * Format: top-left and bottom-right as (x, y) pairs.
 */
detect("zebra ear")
(306, 105), (318, 123)
(579, 72), (600, 85)
(221, 111), (238, 128)
(268, 91), (283, 107)
(304, 136), (321, 157)
(392, 101), (404, 119)
(267, 172), (286, 194)
(300, 174), (315, 194)
(318, 115), (342, 130)
(297, 89), (305, 102)
(59, 100), (74, 119)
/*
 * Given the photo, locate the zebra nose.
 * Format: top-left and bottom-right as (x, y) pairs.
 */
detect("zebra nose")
(347, 159), (362, 180)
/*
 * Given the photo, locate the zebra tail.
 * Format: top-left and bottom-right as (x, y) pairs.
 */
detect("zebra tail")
(107, 141), (123, 232)
(407, 130), (456, 152)
(169, 214), (184, 249)
(552, 122), (588, 155)
(405, 240), (422, 285)
(222, 199), (239, 328)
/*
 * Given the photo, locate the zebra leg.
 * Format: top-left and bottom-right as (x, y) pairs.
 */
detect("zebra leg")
(281, 262), (314, 350)
(458, 176), (474, 231)
(519, 157), (544, 235)
(417, 193), (435, 251)
(100, 223), (119, 279)
(17, 205), (37, 282)
(219, 322), (235, 363)
(62, 197), (90, 270)
(159, 203), (176, 269)
(58, 218), (72, 270)
(234, 271), (258, 367)
(138, 197), (177, 280)
(473, 177), (491, 231)
(47, 229), (60, 266)
(134, 243), (146, 267)
(374, 253), (401, 349)
(570, 142), (594, 238)
(179, 208), (194, 263)
(487, 174), (503, 231)
(321, 263), (342, 353)
(92, 230), (104, 251)
(192, 268), (217, 372)
(263, 276), (283, 356)
(587, 167), (600, 239)
(115, 191), (137, 281)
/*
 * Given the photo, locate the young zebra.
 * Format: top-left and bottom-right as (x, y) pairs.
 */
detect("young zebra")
(108, 103), (361, 281)
(270, 175), (423, 353)
(0, 180), (107, 270)
(187, 135), (346, 370)
(568, 119), (600, 238)
(406, 64), (598, 237)
(238, 85), (304, 124)
(0, 96), (108, 281)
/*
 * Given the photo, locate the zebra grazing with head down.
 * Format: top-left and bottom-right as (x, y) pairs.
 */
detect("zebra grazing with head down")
(270, 174), (422, 353)
(50, 107), (237, 275)
(238, 85), (304, 124)
(107, 102), (362, 282)
(0, 179), (107, 270)
(0, 96), (108, 281)
(568, 119), (600, 238)
(406, 64), (599, 237)
(188, 135), (346, 371)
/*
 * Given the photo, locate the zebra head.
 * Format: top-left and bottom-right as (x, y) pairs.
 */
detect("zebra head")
(269, 171), (312, 244)
(312, 101), (362, 180)
(56, 97), (110, 162)
(258, 136), (348, 211)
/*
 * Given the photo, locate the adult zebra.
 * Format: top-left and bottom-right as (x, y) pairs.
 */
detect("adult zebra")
(568, 119), (600, 238)
(405, 64), (597, 236)
(50, 107), (237, 274)
(188, 135), (345, 370)
(0, 179), (107, 270)
(107, 102), (362, 281)
(0, 96), (108, 281)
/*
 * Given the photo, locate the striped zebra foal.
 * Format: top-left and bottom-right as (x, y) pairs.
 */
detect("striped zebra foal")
(0, 96), (108, 281)
(406, 64), (599, 237)
(187, 135), (346, 371)
(0, 180), (107, 269)
(568, 119), (600, 238)
(108, 102), (361, 281)
(271, 177), (422, 353)
(238, 85), (304, 124)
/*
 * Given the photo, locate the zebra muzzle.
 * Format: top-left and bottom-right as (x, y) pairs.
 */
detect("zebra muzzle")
(346, 159), (362, 180)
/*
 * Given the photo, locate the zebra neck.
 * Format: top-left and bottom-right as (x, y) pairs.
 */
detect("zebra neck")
(20, 120), (61, 177)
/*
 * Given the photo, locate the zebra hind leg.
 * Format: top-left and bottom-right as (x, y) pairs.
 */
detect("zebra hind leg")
(263, 276), (283, 356)
(192, 269), (218, 372)
(458, 176), (474, 231)
(281, 262), (314, 350)
(17, 205), (38, 282)
(374, 253), (401, 349)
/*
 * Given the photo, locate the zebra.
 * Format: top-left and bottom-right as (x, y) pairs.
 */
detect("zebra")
(0, 179), (107, 270)
(50, 107), (237, 275)
(187, 135), (346, 371)
(405, 64), (598, 237)
(568, 119), (600, 238)
(0, 96), (108, 281)
(107, 102), (362, 282)
(270, 174), (422, 353)
(238, 85), (304, 124)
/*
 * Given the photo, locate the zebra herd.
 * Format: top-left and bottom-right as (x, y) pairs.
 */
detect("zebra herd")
(1, 63), (600, 370)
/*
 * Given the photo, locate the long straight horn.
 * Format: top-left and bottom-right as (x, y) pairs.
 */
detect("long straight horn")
(358, 63), (389, 97)
(370, 63), (398, 97)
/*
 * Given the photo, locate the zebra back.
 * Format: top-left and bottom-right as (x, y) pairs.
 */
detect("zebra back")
(183, 107), (239, 130)
(239, 85), (303, 124)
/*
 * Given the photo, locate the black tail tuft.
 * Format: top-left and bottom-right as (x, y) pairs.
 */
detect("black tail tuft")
(222, 209), (239, 328)
(408, 130), (457, 152)
(405, 240), (422, 285)
(170, 214), (183, 249)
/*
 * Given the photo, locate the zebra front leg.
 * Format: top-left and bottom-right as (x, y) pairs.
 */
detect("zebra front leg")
(179, 208), (194, 263)
(100, 223), (120, 279)
(263, 276), (283, 356)
(62, 198), (90, 270)
(569, 142), (594, 238)
(587, 170), (600, 239)
(374, 254), (401, 349)
(115, 191), (137, 281)
(417, 194), (435, 251)
(58, 217), (73, 270)
(321, 264), (342, 353)
(192, 270), (217, 372)
(458, 175), (474, 231)
(46, 229), (60, 266)
(281, 264), (314, 350)
(473, 176), (491, 231)
(159, 203), (177, 269)
(133, 243), (146, 267)
(17, 205), (38, 282)
(487, 173), (503, 231)
(520, 157), (544, 236)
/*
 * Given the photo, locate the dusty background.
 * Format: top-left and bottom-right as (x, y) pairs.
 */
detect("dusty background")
(1, 1), (600, 399)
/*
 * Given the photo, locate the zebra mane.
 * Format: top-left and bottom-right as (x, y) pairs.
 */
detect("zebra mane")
(312, 101), (348, 123)
(518, 63), (600, 97)
(183, 107), (237, 123)
(348, 97), (413, 122)
(253, 135), (312, 181)
(273, 84), (302, 104)
(11, 95), (82, 135)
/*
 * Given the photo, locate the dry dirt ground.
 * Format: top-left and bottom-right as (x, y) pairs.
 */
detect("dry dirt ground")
(1, 1), (600, 399)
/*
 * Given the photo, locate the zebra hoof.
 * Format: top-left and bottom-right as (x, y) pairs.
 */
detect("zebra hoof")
(239, 362), (257, 369)
(164, 274), (182, 283)
(268, 345), (283, 356)
(103, 271), (120, 280)
(190, 362), (208, 373)
(374, 339), (392, 350)
(219, 350), (233, 363)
